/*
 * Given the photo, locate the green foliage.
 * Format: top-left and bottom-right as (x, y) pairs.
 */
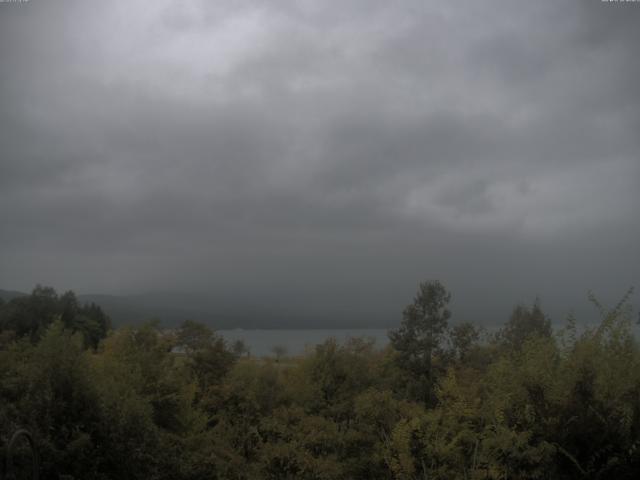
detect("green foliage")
(176, 319), (215, 353)
(0, 283), (638, 479)
(389, 280), (452, 405)
(176, 319), (238, 393)
(499, 299), (552, 352)
(0, 286), (110, 347)
(449, 321), (481, 362)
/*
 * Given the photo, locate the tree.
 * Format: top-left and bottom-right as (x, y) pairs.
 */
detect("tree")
(76, 302), (111, 348)
(60, 291), (111, 349)
(449, 321), (480, 362)
(0, 287), (110, 348)
(232, 339), (250, 357)
(59, 290), (79, 328)
(0, 285), (59, 341)
(176, 319), (214, 354)
(389, 280), (451, 405)
(15, 320), (103, 479)
(176, 320), (237, 392)
(500, 299), (551, 352)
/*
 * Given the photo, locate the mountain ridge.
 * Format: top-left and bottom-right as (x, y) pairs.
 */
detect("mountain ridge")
(0, 288), (392, 329)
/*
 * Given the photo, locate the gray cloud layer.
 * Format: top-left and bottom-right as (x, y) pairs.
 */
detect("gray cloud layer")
(1, 0), (638, 326)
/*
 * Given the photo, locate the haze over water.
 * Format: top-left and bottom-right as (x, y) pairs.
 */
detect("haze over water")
(218, 328), (390, 357)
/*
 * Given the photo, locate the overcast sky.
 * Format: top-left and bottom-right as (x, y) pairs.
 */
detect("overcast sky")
(1, 0), (638, 326)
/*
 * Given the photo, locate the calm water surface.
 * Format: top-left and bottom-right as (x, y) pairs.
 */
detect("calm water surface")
(218, 329), (390, 357)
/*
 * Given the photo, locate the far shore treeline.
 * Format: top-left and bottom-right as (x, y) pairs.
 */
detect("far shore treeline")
(0, 282), (638, 479)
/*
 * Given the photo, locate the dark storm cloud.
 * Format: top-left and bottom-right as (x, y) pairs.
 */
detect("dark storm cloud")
(0, 0), (638, 325)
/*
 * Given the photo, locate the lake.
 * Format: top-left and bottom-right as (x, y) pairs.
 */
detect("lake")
(217, 328), (390, 357)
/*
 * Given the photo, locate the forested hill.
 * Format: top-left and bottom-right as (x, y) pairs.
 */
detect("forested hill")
(0, 289), (27, 302)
